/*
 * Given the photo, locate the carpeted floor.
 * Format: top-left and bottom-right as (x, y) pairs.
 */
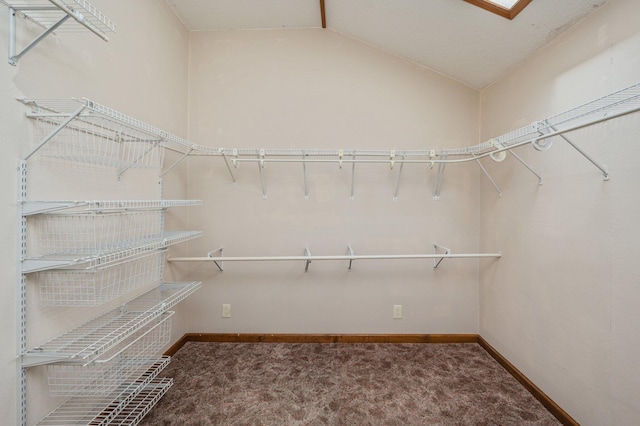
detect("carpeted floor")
(140, 342), (561, 425)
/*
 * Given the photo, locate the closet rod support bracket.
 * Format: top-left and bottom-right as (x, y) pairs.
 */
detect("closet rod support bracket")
(208, 247), (224, 272)
(433, 244), (451, 269)
(347, 245), (354, 270)
(304, 248), (311, 272)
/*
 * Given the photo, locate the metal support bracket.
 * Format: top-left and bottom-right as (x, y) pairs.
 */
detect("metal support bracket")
(160, 146), (194, 178)
(549, 124), (609, 180)
(393, 155), (405, 201)
(507, 149), (543, 185)
(350, 155), (356, 200)
(117, 142), (160, 180)
(304, 247), (311, 272)
(473, 154), (502, 197)
(433, 154), (447, 200)
(8, 6), (69, 66)
(302, 151), (309, 200)
(347, 245), (354, 271)
(24, 105), (85, 160)
(8, 0), (112, 66)
(258, 150), (267, 199)
(207, 248), (224, 272)
(433, 244), (451, 269)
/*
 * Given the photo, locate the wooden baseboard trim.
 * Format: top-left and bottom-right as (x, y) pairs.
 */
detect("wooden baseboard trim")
(164, 333), (577, 426)
(477, 336), (579, 426)
(165, 333), (478, 353)
(164, 334), (190, 357)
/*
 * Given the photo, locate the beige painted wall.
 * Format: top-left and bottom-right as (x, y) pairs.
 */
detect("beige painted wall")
(0, 1), (189, 424)
(479, 0), (640, 424)
(183, 29), (481, 334)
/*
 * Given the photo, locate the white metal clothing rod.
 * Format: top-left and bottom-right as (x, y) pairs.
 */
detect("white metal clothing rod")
(167, 246), (502, 272)
(168, 254), (502, 261)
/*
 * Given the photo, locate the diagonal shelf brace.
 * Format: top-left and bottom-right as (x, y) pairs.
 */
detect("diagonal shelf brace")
(7, 0), (113, 66)
(393, 155), (405, 201)
(473, 155), (502, 197)
(347, 245), (354, 271)
(8, 6), (69, 66)
(433, 244), (451, 269)
(507, 149), (543, 185)
(24, 104), (85, 160)
(160, 147), (194, 178)
(118, 141), (161, 179)
(220, 150), (237, 184)
(208, 248), (224, 272)
(433, 154), (447, 200)
(549, 124), (609, 180)
(350, 155), (356, 200)
(304, 247), (311, 272)
(302, 151), (309, 200)
(258, 150), (267, 199)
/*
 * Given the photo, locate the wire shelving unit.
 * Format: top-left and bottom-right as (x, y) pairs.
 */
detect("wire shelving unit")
(17, 96), (204, 425)
(4, 0), (115, 65)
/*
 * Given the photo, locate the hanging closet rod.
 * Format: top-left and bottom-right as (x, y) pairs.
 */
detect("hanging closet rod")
(168, 253), (502, 261)
(167, 245), (502, 272)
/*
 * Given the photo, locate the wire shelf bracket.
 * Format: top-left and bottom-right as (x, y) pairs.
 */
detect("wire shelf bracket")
(5, 0), (115, 66)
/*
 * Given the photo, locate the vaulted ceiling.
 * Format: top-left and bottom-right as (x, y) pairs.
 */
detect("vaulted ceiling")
(166, 0), (608, 89)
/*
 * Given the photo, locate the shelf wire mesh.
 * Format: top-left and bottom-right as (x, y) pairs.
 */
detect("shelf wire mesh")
(28, 99), (164, 169)
(36, 359), (170, 425)
(36, 250), (163, 307)
(99, 379), (172, 426)
(28, 210), (163, 257)
(45, 312), (172, 396)
(25, 282), (201, 366)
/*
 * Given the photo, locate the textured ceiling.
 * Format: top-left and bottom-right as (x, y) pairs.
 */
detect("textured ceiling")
(166, 0), (608, 89)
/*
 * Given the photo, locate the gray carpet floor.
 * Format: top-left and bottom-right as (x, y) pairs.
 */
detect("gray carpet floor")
(140, 342), (561, 425)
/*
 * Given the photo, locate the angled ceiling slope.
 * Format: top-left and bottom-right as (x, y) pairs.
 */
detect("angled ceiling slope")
(166, 0), (608, 89)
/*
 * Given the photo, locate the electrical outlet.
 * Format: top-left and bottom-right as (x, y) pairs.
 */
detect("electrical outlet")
(393, 305), (402, 319)
(222, 304), (231, 318)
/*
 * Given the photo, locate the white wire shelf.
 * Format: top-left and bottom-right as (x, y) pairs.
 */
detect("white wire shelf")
(22, 199), (202, 216)
(165, 82), (639, 199)
(21, 98), (187, 173)
(23, 230), (203, 273)
(36, 360), (171, 426)
(29, 210), (164, 257)
(23, 282), (202, 367)
(46, 312), (173, 396)
(5, 1), (115, 65)
(19, 82), (640, 187)
(103, 379), (172, 426)
(166, 82), (640, 160)
(36, 250), (164, 307)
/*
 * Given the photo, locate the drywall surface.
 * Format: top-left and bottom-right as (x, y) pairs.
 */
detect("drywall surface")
(479, 0), (640, 424)
(185, 29), (481, 334)
(0, 1), (189, 424)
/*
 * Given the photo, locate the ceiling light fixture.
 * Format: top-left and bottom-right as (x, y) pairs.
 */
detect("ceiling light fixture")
(464, 0), (533, 20)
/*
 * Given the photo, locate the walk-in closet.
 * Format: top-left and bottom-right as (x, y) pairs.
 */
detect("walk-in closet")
(1, 1), (639, 425)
